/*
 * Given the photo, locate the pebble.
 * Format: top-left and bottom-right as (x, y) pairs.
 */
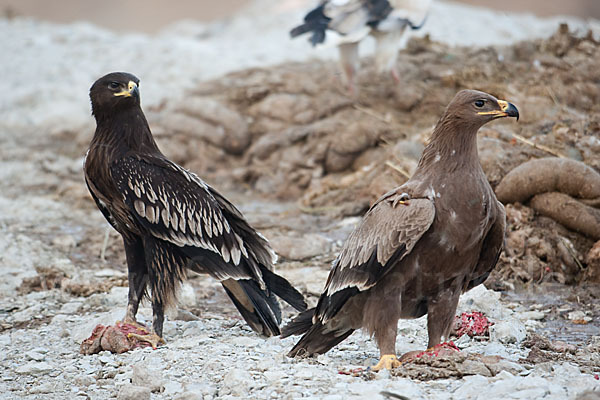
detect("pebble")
(264, 369), (286, 382)
(296, 368), (315, 379)
(25, 350), (46, 361)
(222, 369), (252, 396)
(15, 361), (53, 375)
(117, 385), (151, 400)
(174, 393), (203, 400)
(568, 310), (593, 322)
(519, 310), (546, 321)
(28, 382), (54, 394)
(164, 381), (184, 395)
(131, 364), (164, 393)
(491, 318), (527, 344)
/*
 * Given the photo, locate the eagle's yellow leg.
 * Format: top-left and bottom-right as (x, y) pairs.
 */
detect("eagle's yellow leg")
(371, 354), (401, 371)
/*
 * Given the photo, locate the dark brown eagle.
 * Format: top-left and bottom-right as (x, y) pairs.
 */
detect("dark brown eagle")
(283, 90), (519, 370)
(84, 72), (306, 344)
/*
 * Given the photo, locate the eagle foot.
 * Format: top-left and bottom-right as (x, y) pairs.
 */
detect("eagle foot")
(371, 354), (402, 371)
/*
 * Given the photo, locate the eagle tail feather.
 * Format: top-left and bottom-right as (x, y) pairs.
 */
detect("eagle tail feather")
(221, 279), (281, 337)
(260, 265), (307, 312)
(287, 322), (354, 357)
(280, 307), (315, 338)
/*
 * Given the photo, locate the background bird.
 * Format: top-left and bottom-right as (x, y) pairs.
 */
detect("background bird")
(84, 72), (307, 346)
(290, 0), (433, 92)
(283, 89), (519, 370)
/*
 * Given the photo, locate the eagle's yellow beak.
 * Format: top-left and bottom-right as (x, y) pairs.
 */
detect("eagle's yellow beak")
(477, 99), (519, 120)
(114, 81), (138, 97)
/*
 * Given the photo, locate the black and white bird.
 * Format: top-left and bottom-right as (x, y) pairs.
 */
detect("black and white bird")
(84, 72), (307, 345)
(291, 0), (432, 92)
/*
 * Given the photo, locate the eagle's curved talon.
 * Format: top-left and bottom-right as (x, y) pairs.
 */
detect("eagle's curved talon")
(371, 354), (402, 371)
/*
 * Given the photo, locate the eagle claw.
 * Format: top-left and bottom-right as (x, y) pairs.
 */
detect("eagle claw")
(371, 354), (402, 371)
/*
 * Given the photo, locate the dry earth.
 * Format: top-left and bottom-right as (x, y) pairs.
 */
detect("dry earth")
(1, 6), (600, 400)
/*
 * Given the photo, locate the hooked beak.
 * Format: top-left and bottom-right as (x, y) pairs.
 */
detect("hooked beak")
(478, 99), (519, 121)
(114, 81), (139, 98)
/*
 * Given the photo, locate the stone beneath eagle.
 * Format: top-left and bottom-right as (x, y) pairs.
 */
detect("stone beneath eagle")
(84, 72), (306, 346)
(282, 90), (519, 371)
(290, 0), (432, 92)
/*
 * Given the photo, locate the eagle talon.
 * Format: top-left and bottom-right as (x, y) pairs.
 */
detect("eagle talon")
(371, 354), (402, 371)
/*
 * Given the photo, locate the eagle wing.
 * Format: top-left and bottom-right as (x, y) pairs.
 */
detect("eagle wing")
(110, 154), (274, 286)
(466, 201), (506, 291)
(315, 188), (435, 322)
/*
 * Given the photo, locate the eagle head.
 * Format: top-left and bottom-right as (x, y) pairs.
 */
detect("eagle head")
(90, 72), (141, 118)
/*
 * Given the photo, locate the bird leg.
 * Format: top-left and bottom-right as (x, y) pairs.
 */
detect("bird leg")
(373, 29), (404, 84)
(121, 237), (166, 348)
(118, 298), (166, 350)
(151, 298), (165, 338)
(399, 288), (461, 362)
(426, 287), (461, 348)
(371, 321), (401, 371)
(338, 42), (359, 95)
(123, 237), (148, 324)
(391, 67), (401, 84)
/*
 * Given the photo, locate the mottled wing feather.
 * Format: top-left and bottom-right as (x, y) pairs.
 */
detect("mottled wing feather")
(205, 185), (277, 268)
(110, 155), (263, 283)
(325, 193), (435, 296)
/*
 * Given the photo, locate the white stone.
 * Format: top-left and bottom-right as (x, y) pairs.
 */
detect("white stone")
(490, 318), (527, 344)
(15, 361), (53, 375)
(117, 385), (151, 400)
(296, 368), (315, 379)
(25, 350), (45, 361)
(518, 311), (546, 321)
(222, 369), (252, 396)
(131, 364), (164, 393)
(164, 381), (184, 395)
(263, 369), (286, 382)
(568, 310), (592, 322)
(60, 301), (83, 314)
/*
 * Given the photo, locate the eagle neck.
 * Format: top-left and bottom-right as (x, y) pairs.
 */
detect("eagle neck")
(92, 106), (160, 159)
(414, 115), (482, 179)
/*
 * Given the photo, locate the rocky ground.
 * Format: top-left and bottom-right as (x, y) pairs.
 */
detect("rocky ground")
(1, 1), (600, 399)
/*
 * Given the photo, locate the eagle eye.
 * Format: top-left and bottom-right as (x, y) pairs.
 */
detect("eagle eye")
(474, 100), (485, 108)
(108, 81), (120, 90)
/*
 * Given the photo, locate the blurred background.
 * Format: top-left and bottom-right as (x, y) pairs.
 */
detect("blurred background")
(2, 0), (600, 32)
